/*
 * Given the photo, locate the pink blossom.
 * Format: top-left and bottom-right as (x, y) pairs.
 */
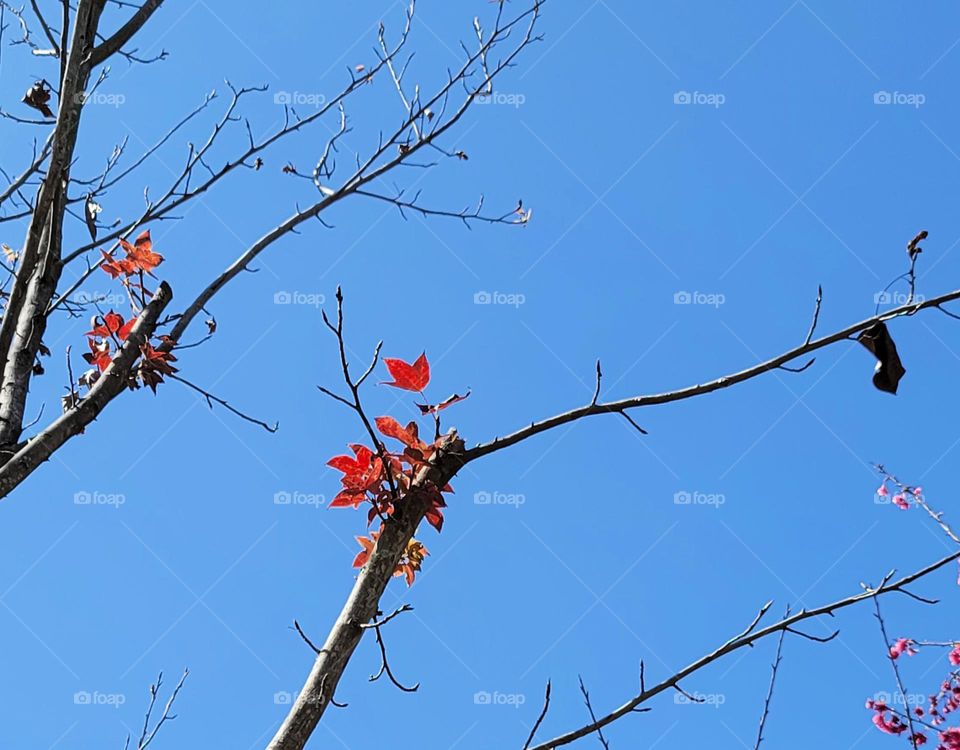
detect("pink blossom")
(940, 727), (960, 749)
(893, 493), (910, 510)
(872, 710), (908, 735)
(912, 486), (923, 496)
(878, 485), (890, 497)
(890, 638), (918, 659)
(949, 645), (960, 666)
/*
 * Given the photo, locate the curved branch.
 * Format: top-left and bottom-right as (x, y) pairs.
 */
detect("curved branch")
(465, 288), (960, 462)
(0, 280), (172, 498)
(525, 550), (960, 750)
(89, 0), (163, 67)
(166, 0), (542, 348)
(265, 432), (467, 750)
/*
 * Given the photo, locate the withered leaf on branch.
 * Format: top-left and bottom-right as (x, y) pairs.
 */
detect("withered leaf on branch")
(857, 321), (906, 394)
(84, 194), (102, 242)
(907, 230), (928, 260)
(22, 81), (54, 119)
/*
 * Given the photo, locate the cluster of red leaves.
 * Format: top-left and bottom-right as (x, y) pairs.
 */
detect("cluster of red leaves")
(82, 310), (178, 392)
(100, 230), (164, 279)
(327, 353), (468, 586)
(79, 230), (177, 394)
(353, 534), (429, 586)
(138, 341), (178, 393)
(83, 311), (136, 372)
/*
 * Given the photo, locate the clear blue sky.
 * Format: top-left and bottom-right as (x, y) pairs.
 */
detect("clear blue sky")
(1, 2), (960, 748)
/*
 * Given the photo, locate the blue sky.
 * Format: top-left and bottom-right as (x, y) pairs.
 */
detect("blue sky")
(2, 1), (960, 748)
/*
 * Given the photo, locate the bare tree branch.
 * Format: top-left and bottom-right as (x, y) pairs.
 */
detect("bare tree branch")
(0, 280), (171, 497)
(465, 288), (960, 462)
(524, 551), (960, 750)
(89, 0), (164, 67)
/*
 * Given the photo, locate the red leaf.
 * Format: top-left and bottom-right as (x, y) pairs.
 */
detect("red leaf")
(119, 230), (164, 274)
(85, 310), (126, 338)
(352, 534), (377, 567)
(424, 505), (444, 532)
(375, 416), (425, 450)
(330, 490), (366, 508)
(82, 338), (112, 372)
(101, 231), (164, 279)
(328, 455), (363, 475)
(100, 249), (135, 279)
(137, 342), (178, 393)
(383, 353), (430, 391)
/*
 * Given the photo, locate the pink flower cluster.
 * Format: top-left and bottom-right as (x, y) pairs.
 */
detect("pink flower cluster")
(868, 643), (960, 749)
(892, 638), (919, 659)
(876, 482), (923, 511)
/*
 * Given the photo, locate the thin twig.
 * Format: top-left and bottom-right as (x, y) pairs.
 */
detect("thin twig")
(753, 606), (789, 750)
(578, 676), (610, 749)
(165, 373), (278, 433)
(522, 681), (552, 750)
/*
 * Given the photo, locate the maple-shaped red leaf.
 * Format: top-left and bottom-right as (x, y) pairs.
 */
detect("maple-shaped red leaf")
(100, 249), (136, 279)
(140, 343), (177, 372)
(82, 338), (112, 372)
(328, 444), (383, 497)
(138, 342), (178, 393)
(383, 353), (430, 391)
(417, 390), (471, 415)
(85, 311), (126, 339)
(328, 444), (375, 476)
(352, 534), (377, 568)
(119, 230), (164, 274)
(375, 416), (426, 451)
